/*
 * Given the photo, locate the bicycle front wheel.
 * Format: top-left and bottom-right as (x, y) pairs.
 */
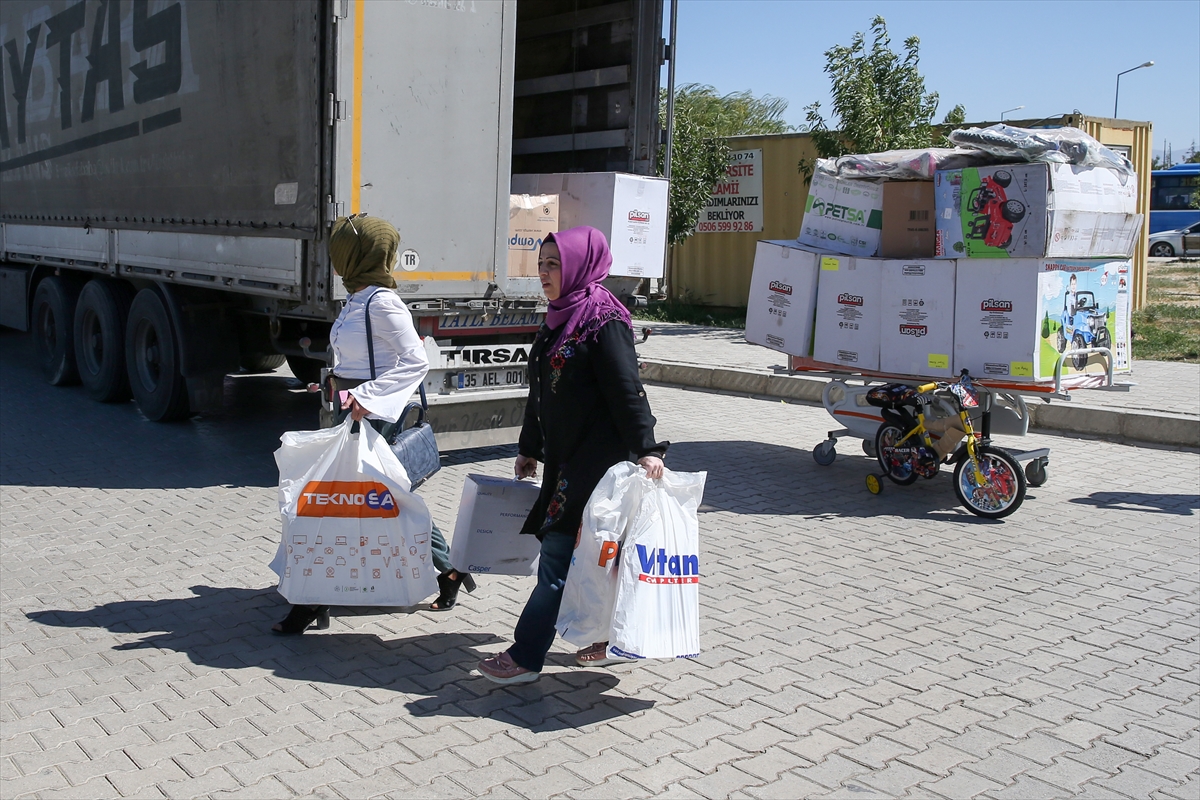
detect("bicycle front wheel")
(953, 445), (1026, 519)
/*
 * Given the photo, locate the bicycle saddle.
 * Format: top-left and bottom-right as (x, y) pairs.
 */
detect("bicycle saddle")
(865, 383), (922, 409)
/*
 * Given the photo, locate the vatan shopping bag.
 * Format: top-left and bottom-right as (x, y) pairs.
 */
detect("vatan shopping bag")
(269, 416), (439, 606)
(556, 462), (648, 648)
(607, 468), (707, 660)
(448, 474), (543, 576)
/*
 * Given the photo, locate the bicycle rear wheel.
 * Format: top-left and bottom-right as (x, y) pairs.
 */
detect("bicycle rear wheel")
(875, 423), (919, 485)
(953, 445), (1026, 518)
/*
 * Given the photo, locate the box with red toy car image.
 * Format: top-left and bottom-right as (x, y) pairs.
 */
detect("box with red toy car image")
(934, 163), (1140, 259)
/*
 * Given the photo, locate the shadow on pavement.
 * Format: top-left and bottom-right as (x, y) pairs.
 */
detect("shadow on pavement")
(668, 439), (1018, 523)
(25, 585), (651, 731)
(1069, 491), (1198, 516)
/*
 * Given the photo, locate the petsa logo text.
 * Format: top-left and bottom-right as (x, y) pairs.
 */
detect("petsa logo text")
(628, 209), (651, 223)
(837, 293), (864, 306)
(768, 281), (792, 295)
(297, 481), (399, 518)
(899, 324), (928, 337)
(636, 543), (699, 584)
(981, 299), (1013, 312)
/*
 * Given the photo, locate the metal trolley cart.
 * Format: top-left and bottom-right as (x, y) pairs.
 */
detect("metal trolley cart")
(792, 347), (1130, 518)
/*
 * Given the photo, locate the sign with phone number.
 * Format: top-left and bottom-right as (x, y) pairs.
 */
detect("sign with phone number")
(696, 149), (764, 234)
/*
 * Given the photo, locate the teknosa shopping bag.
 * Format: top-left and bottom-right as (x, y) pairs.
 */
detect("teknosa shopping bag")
(449, 475), (543, 576)
(608, 468), (707, 660)
(556, 462), (648, 648)
(269, 417), (439, 607)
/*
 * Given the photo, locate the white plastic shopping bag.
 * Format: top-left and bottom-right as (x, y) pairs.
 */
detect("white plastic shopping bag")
(608, 469), (707, 660)
(269, 417), (439, 606)
(556, 462), (648, 647)
(449, 475), (542, 576)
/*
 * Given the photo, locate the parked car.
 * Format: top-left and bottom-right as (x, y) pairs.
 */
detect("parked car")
(1148, 221), (1200, 257)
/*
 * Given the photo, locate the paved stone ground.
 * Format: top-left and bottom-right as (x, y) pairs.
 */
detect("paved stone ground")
(3, 328), (1199, 799)
(635, 322), (1200, 418)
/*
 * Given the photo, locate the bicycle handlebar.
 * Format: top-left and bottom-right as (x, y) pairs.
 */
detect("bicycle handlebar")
(917, 382), (939, 394)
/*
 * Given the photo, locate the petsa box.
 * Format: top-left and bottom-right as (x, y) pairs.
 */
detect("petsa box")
(934, 163), (1140, 259)
(812, 254), (882, 370)
(511, 172), (668, 278)
(953, 258), (1132, 382)
(797, 172), (883, 257)
(880, 181), (936, 258)
(744, 240), (821, 356)
(879, 259), (957, 377)
(507, 194), (558, 278)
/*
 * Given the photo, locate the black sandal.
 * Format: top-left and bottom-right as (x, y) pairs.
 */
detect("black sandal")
(430, 571), (476, 611)
(271, 604), (331, 635)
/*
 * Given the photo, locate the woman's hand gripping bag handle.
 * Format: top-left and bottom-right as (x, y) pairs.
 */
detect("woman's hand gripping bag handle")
(270, 416), (438, 607)
(608, 468), (707, 661)
(555, 461), (647, 647)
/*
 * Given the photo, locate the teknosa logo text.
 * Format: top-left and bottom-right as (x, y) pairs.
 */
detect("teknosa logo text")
(628, 210), (651, 223)
(768, 281), (792, 295)
(981, 299), (1013, 312)
(899, 324), (928, 337)
(837, 293), (864, 306)
(635, 544), (700, 584)
(297, 482), (399, 518)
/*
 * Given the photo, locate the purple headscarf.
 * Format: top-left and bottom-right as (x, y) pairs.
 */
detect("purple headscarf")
(544, 226), (633, 345)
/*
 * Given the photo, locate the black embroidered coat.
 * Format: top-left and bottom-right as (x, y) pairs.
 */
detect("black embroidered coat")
(518, 319), (668, 538)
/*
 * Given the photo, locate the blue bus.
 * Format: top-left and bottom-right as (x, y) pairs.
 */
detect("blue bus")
(1149, 163), (1200, 234)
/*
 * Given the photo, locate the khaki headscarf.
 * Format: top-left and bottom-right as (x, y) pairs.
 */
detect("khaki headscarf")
(329, 214), (399, 293)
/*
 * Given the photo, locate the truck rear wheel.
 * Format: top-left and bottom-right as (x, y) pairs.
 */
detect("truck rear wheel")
(285, 354), (324, 385)
(126, 289), (190, 421)
(241, 353), (286, 372)
(32, 276), (81, 386)
(74, 280), (134, 402)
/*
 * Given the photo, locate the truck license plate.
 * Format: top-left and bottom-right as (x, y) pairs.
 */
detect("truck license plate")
(456, 369), (528, 390)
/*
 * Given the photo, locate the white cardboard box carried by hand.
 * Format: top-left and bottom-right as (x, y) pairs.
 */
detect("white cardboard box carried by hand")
(449, 475), (543, 576)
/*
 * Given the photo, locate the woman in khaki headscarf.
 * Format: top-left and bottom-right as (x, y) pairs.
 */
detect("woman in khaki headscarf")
(272, 214), (474, 635)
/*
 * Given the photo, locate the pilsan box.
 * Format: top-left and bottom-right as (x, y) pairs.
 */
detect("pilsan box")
(507, 194), (558, 278)
(813, 254), (881, 370)
(511, 172), (668, 278)
(935, 163), (1140, 259)
(953, 258), (1131, 382)
(879, 259), (956, 378)
(798, 173), (883, 257)
(744, 241), (821, 356)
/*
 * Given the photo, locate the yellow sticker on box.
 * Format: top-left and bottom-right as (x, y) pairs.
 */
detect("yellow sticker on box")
(927, 354), (949, 370)
(820, 257), (840, 271)
(1010, 361), (1034, 377)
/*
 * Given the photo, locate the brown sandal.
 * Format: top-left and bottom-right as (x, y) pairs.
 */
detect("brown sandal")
(575, 642), (635, 667)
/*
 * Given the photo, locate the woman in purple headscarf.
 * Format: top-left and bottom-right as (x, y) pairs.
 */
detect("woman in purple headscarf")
(478, 226), (668, 685)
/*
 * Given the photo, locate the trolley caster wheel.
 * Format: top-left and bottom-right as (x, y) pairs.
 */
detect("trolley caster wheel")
(1025, 458), (1048, 487)
(865, 474), (883, 494)
(812, 441), (837, 466)
(861, 439), (877, 458)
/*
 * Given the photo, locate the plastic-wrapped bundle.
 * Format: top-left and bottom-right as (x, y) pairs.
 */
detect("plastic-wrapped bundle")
(814, 147), (998, 180)
(948, 124), (1133, 176)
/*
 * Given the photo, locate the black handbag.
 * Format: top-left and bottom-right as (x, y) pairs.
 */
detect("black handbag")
(364, 290), (441, 489)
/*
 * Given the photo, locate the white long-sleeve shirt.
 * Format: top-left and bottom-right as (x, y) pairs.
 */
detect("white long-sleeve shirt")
(330, 286), (428, 423)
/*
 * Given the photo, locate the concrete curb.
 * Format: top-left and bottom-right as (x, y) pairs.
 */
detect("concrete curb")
(638, 359), (1200, 449)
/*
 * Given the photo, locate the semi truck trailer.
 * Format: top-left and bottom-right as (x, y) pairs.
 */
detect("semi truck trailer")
(0, 0), (665, 448)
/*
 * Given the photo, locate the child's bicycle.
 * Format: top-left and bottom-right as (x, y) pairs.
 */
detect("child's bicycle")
(864, 370), (1027, 519)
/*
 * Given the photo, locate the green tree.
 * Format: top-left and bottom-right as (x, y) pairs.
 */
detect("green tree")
(659, 83), (794, 246)
(799, 16), (964, 178)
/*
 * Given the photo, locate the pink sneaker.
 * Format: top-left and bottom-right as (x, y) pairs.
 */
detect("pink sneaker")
(478, 651), (539, 684)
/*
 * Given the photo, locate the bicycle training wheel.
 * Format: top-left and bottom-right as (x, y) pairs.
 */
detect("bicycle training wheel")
(953, 445), (1026, 519)
(875, 423), (919, 485)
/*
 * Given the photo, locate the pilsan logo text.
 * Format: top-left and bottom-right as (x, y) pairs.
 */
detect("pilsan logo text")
(837, 293), (864, 306)
(899, 324), (928, 337)
(297, 481), (399, 518)
(768, 281), (792, 295)
(981, 299), (1013, 312)
(636, 544), (699, 585)
(629, 210), (651, 223)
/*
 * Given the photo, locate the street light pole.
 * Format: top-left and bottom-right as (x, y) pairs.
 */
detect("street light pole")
(1114, 61), (1154, 118)
(1000, 105), (1025, 121)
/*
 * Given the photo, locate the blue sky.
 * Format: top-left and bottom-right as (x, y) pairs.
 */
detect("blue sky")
(664, 0), (1200, 162)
